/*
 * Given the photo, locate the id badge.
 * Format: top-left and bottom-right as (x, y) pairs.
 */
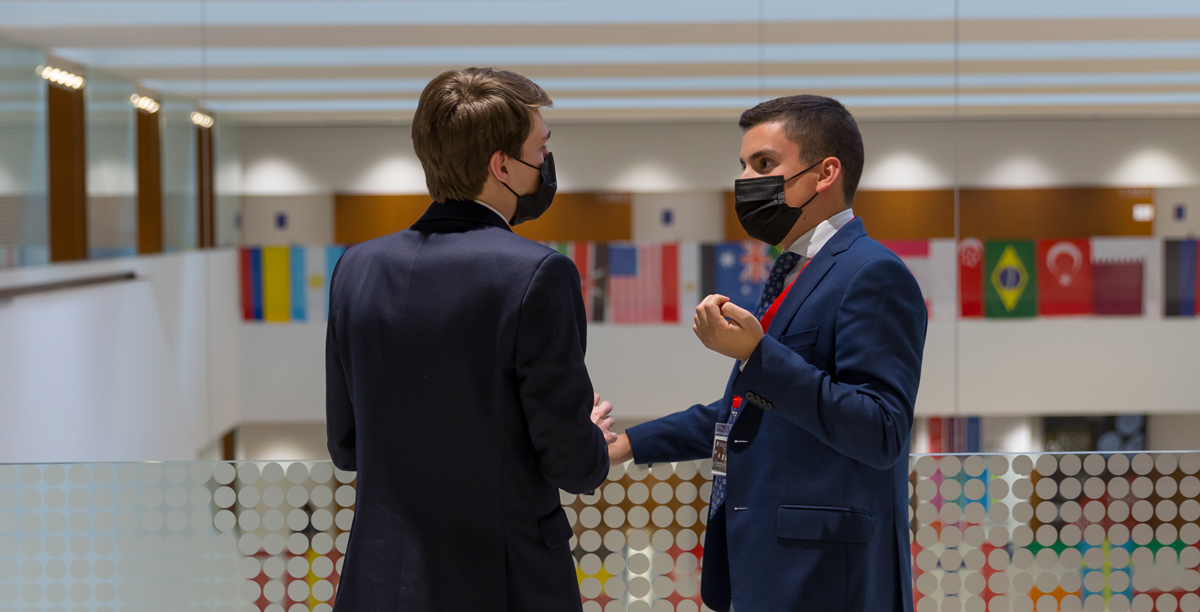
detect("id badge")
(712, 423), (731, 476)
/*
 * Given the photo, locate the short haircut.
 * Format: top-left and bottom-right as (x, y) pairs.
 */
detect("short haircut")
(738, 95), (865, 203)
(412, 68), (552, 202)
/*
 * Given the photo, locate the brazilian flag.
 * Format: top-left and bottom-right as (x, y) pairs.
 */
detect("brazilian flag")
(985, 240), (1037, 317)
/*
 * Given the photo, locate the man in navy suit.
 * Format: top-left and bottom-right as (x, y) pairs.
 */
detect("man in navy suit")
(326, 68), (615, 612)
(609, 95), (927, 611)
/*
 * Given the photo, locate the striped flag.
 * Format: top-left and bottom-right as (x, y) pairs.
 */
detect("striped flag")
(607, 243), (679, 324)
(241, 247), (263, 321)
(305, 246), (327, 321)
(240, 245), (346, 323)
(548, 242), (607, 322)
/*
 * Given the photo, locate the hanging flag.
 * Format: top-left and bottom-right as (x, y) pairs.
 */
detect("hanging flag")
(305, 246), (327, 321)
(929, 239), (958, 320)
(575, 242), (609, 323)
(881, 240), (932, 314)
(678, 241), (701, 324)
(1164, 239), (1199, 317)
(1091, 238), (1153, 316)
(984, 240), (1036, 318)
(290, 246), (307, 322)
(607, 243), (678, 323)
(1036, 238), (1093, 316)
(325, 245), (347, 318)
(240, 247), (263, 321)
(958, 238), (984, 318)
(715, 241), (773, 314)
(262, 247), (292, 322)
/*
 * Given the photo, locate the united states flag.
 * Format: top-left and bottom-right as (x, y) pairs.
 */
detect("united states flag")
(607, 243), (679, 324)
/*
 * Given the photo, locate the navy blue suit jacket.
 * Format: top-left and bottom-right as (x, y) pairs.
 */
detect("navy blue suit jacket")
(627, 218), (926, 612)
(326, 200), (609, 612)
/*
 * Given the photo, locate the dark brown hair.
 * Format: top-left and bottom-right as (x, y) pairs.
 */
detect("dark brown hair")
(739, 95), (865, 203)
(412, 68), (552, 202)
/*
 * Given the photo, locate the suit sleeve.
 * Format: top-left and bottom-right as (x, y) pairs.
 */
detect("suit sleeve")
(733, 256), (927, 470)
(325, 258), (357, 471)
(625, 398), (725, 465)
(515, 252), (609, 494)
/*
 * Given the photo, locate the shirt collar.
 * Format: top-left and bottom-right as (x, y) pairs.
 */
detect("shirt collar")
(473, 199), (511, 227)
(786, 207), (855, 260)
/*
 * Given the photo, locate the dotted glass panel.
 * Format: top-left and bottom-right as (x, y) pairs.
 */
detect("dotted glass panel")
(2, 454), (1197, 612)
(0, 461), (352, 612)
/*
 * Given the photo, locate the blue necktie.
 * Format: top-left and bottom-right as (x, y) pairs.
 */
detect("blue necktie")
(710, 251), (803, 517)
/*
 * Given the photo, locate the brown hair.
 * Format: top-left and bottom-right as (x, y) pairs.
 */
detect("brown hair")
(412, 68), (552, 202)
(739, 95), (865, 203)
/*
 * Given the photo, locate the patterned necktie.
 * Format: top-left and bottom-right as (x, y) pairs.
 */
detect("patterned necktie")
(753, 251), (804, 319)
(711, 251), (804, 517)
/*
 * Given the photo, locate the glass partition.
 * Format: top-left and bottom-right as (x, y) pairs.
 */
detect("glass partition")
(85, 71), (137, 259)
(161, 99), (197, 253)
(3, 454), (1196, 611)
(0, 35), (48, 268)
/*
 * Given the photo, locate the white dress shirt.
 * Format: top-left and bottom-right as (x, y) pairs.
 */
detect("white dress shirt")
(737, 207), (854, 371)
(781, 207), (855, 286)
(474, 199), (510, 226)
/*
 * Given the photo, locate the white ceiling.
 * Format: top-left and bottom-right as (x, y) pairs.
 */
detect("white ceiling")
(3, 0), (1200, 124)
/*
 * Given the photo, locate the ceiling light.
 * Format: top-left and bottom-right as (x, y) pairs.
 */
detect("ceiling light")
(130, 94), (160, 114)
(190, 111), (215, 129)
(36, 65), (85, 90)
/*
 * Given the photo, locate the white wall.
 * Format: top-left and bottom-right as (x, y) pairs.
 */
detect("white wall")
(632, 192), (726, 242)
(240, 194), (334, 245)
(0, 250), (242, 462)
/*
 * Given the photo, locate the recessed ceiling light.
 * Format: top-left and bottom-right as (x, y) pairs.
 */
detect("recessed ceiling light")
(130, 94), (161, 114)
(190, 111), (215, 129)
(36, 65), (85, 90)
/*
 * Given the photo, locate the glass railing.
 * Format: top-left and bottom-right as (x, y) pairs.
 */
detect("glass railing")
(2, 453), (1197, 612)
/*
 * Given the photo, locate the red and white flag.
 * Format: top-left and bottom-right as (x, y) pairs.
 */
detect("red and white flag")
(1036, 238), (1093, 315)
(958, 238), (984, 317)
(608, 243), (679, 324)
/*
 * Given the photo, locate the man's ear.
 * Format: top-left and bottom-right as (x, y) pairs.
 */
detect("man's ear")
(488, 150), (510, 183)
(815, 157), (842, 194)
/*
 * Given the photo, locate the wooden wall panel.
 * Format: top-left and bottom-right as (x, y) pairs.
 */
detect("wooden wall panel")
(852, 190), (956, 240)
(334, 193), (632, 244)
(47, 83), (87, 262)
(196, 126), (215, 248)
(513, 193), (631, 242)
(136, 108), (162, 254)
(725, 187), (1153, 243)
(959, 187), (1154, 239)
(334, 194), (429, 245)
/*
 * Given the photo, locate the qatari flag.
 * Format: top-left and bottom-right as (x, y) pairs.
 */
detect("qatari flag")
(1092, 238), (1154, 316)
(1036, 238), (1093, 316)
(1164, 239), (1199, 317)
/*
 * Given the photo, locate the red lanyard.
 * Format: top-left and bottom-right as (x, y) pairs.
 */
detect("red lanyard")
(759, 259), (808, 331)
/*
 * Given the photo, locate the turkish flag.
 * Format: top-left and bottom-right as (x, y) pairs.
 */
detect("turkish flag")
(1036, 238), (1093, 315)
(958, 238), (984, 317)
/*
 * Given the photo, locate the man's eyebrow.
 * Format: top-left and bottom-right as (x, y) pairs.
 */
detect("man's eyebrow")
(748, 148), (780, 162)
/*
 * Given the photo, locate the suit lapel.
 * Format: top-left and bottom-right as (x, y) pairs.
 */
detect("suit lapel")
(764, 218), (866, 338)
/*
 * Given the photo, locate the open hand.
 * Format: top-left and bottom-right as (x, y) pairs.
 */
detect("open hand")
(692, 294), (764, 362)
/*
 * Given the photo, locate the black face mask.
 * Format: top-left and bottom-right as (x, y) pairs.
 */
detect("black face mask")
(500, 152), (557, 226)
(733, 160), (821, 245)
